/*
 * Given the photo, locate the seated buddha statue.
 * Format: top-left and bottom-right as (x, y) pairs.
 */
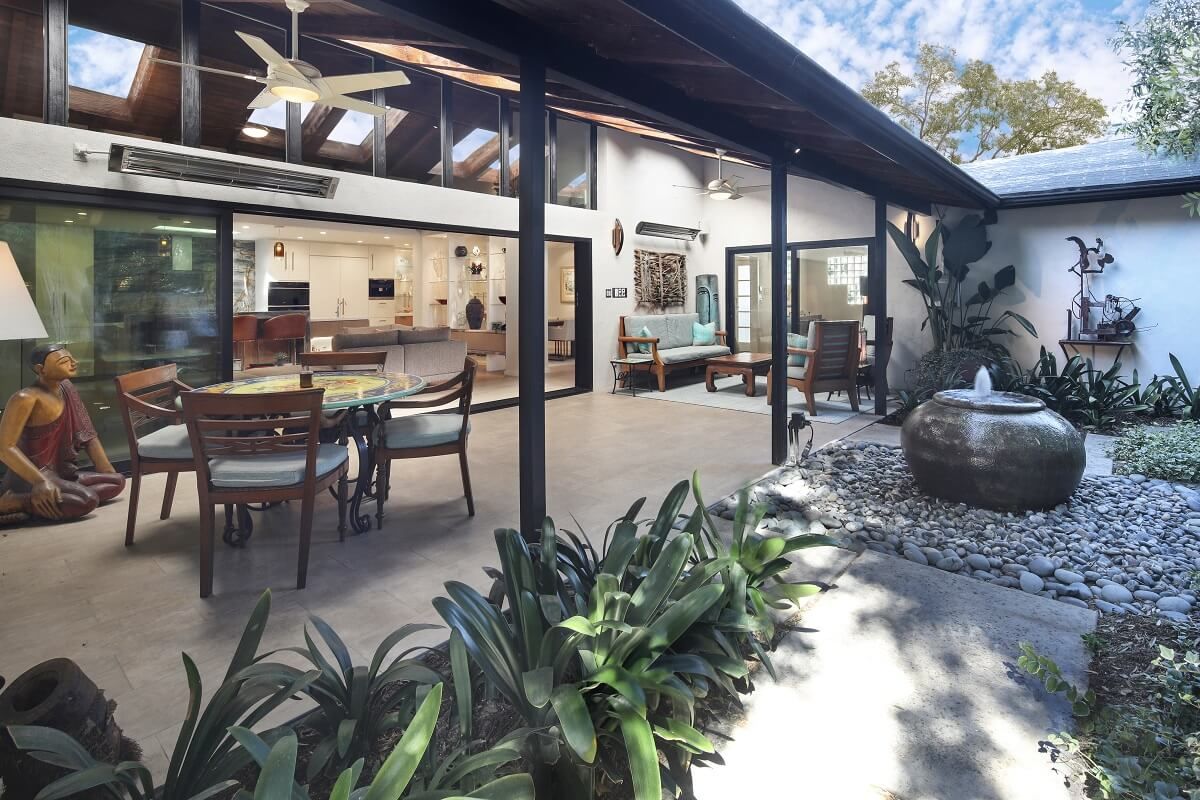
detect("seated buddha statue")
(0, 345), (125, 522)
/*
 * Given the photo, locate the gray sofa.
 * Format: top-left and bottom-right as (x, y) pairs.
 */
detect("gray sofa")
(332, 326), (467, 383)
(618, 312), (729, 391)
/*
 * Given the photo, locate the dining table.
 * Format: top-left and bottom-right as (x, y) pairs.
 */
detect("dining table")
(192, 370), (427, 539)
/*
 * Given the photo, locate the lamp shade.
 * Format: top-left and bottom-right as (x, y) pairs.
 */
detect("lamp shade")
(0, 242), (47, 341)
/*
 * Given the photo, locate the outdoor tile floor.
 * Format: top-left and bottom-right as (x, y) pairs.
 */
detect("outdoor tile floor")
(0, 391), (879, 778)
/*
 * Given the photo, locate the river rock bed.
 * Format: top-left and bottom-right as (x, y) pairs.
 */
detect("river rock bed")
(719, 441), (1200, 620)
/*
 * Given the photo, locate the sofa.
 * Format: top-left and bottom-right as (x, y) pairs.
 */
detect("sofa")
(332, 326), (467, 383)
(618, 312), (730, 391)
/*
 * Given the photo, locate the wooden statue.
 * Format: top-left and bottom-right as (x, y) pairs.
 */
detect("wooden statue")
(0, 345), (125, 522)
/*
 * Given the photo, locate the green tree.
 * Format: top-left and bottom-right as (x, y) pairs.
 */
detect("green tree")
(861, 43), (1108, 163)
(1112, 0), (1200, 157)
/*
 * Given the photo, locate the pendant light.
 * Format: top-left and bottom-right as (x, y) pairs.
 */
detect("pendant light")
(273, 227), (285, 259)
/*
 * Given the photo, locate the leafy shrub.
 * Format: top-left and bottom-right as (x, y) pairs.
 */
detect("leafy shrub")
(1160, 354), (1200, 421)
(1110, 422), (1200, 483)
(1018, 641), (1200, 800)
(1008, 349), (1148, 430)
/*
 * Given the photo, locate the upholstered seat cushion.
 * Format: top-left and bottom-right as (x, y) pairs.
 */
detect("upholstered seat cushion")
(656, 344), (731, 364)
(209, 444), (348, 488)
(786, 365), (808, 380)
(380, 414), (468, 449)
(138, 424), (192, 461)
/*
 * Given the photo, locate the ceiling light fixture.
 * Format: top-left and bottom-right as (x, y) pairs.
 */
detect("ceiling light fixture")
(319, 231), (327, 235)
(63, 219), (74, 224)
(383, 235), (390, 240)
(242, 123), (270, 139)
(153, 224), (218, 234)
(76, 211), (88, 217)
(274, 240), (285, 258)
(269, 84), (320, 103)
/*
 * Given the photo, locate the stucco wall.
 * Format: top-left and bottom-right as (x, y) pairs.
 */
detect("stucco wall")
(887, 196), (1197, 387)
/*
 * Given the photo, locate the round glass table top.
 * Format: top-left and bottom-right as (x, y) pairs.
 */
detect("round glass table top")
(195, 371), (426, 409)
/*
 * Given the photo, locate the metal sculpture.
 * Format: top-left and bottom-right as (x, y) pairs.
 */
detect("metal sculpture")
(1066, 236), (1137, 340)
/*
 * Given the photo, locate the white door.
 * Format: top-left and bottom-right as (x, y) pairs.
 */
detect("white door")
(340, 256), (370, 320)
(309, 255), (341, 321)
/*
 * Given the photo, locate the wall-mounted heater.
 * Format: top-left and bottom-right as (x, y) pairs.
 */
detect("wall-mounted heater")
(635, 221), (701, 241)
(106, 144), (339, 198)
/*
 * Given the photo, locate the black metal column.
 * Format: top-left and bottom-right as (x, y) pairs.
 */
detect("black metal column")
(770, 160), (788, 464)
(498, 96), (512, 197)
(217, 209), (235, 381)
(372, 58), (387, 178)
(180, 0), (201, 147)
(44, 0), (67, 125)
(872, 198), (890, 415)
(789, 248), (800, 334)
(439, 80), (454, 188)
(518, 52), (547, 537)
(284, 25), (300, 163)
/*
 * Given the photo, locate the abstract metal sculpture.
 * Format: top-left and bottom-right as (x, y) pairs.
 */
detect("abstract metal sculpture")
(1065, 236), (1137, 340)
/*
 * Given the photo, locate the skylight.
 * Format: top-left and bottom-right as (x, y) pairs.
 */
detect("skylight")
(327, 111), (374, 145)
(68, 26), (145, 98)
(452, 128), (496, 161)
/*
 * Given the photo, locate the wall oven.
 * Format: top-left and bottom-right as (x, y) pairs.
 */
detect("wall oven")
(368, 278), (395, 299)
(267, 281), (310, 311)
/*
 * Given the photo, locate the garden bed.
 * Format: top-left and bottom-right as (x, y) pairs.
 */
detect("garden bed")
(722, 441), (1200, 619)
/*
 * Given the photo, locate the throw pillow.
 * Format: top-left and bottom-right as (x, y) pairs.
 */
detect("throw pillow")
(787, 333), (808, 366)
(635, 325), (654, 354)
(692, 321), (717, 346)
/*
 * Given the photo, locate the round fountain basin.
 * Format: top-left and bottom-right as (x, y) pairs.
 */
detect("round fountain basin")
(901, 389), (1085, 511)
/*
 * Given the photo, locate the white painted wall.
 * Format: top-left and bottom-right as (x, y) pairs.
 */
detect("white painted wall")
(886, 197), (1198, 386)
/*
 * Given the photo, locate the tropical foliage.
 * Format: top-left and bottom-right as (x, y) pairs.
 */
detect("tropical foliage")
(1110, 422), (1200, 483)
(5, 477), (828, 800)
(887, 213), (1036, 355)
(861, 43), (1107, 163)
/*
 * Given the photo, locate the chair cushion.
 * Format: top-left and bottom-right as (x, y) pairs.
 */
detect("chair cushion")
(138, 423), (192, 461)
(624, 315), (667, 354)
(209, 444), (348, 488)
(787, 365), (808, 380)
(380, 414), (468, 449)
(665, 313), (699, 350)
(692, 321), (717, 346)
(657, 344), (731, 364)
(635, 325), (654, 354)
(787, 333), (809, 367)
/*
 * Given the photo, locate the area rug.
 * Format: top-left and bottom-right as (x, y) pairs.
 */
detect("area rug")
(638, 375), (864, 423)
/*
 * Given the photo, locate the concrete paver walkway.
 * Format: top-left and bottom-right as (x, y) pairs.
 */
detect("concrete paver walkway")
(693, 548), (1095, 800)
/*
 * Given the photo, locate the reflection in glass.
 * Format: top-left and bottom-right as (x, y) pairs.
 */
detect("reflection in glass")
(382, 64), (441, 185)
(555, 117), (590, 208)
(449, 84), (500, 194)
(0, 200), (220, 463)
(299, 37), (374, 175)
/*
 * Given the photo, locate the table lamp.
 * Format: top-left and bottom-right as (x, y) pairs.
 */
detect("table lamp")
(0, 241), (48, 341)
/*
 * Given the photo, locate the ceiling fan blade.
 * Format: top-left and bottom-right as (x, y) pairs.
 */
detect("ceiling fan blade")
(313, 90), (387, 117)
(246, 88), (279, 110)
(672, 184), (707, 191)
(150, 57), (265, 82)
(738, 185), (770, 193)
(235, 31), (302, 76)
(321, 70), (410, 97)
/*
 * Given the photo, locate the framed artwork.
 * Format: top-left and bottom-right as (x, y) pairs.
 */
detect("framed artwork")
(560, 267), (576, 304)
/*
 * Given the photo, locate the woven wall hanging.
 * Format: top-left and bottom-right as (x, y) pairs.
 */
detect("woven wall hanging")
(633, 249), (687, 307)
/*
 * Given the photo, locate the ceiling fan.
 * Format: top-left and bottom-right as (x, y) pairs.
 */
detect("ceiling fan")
(152, 0), (409, 118)
(675, 149), (768, 200)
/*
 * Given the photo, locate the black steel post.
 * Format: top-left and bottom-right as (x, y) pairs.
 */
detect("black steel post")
(770, 160), (787, 464)
(180, 0), (201, 147)
(518, 52), (547, 537)
(873, 197), (890, 415)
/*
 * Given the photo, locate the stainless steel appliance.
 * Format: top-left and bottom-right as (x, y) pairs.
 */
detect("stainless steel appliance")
(267, 280), (310, 311)
(368, 278), (395, 299)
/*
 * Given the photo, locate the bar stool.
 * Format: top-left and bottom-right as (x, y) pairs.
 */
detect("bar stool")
(262, 313), (308, 366)
(232, 315), (259, 369)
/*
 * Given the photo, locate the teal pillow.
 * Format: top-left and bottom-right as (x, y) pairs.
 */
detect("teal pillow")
(692, 321), (717, 346)
(787, 333), (808, 366)
(635, 325), (654, 354)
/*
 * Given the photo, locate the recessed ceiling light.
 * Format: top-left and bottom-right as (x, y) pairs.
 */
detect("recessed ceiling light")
(242, 123), (270, 139)
(319, 231), (327, 235)
(383, 235), (391, 239)
(241, 225), (249, 230)
(356, 240), (363, 244)
(297, 235), (304, 239)
(76, 211), (88, 217)
(64, 219), (74, 224)
(182, 220), (191, 224)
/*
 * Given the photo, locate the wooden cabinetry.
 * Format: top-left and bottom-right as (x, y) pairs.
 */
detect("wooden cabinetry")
(310, 255), (368, 321)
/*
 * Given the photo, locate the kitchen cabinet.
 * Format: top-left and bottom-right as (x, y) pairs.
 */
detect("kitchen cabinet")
(309, 255), (368, 321)
(368, 246), (396, 278)
(260, 239), (309, 283)
(368, 299), (393, 327)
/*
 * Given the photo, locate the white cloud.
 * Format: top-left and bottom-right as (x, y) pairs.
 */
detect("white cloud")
(734, 0), (1148, 120)
(67, 27), (144, 98)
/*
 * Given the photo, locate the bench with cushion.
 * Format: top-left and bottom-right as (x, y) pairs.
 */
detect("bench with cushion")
(618, 313), (730, 391)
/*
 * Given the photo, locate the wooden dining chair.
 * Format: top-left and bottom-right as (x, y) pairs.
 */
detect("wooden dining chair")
(113, 364), (195, 547)
(767, 319), (861, 415)
(299, 351), (387, 372)
(373, 358), (477, 529)
(180, 388), (349, 598)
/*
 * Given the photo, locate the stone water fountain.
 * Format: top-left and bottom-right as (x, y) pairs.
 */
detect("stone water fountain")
(901, 368), (1085, 511)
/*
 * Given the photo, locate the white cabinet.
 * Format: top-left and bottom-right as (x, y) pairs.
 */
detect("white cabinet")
(259, 239), (309, 283)
(368, 299), (394, 327)
(287, 241), (310, 280)
(368, 246), (396, 279)
(310, 255), (368, 321)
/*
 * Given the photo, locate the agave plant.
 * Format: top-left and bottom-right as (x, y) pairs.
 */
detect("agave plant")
(887, 213), (1036, 355)
(272, 619), (444, 779)
(1019, 349), (1148, 429)
(7, 590), (319, 800)
(1162, 353), (1200, 420)
(231, 683), (534, 800)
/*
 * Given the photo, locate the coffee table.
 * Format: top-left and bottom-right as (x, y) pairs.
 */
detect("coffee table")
(705, 352), (773, 397)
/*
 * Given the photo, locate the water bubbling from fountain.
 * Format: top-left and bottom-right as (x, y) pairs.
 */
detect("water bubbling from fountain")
(973, 366), (992, 398)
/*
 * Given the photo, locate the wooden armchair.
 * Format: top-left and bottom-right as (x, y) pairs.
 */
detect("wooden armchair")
(373, 359), (477, 529)
(113, 364), (195, 547)
(767, 320), (861, 415)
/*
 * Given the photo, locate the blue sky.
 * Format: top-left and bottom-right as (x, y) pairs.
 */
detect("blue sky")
(734, 0), (1147, 120)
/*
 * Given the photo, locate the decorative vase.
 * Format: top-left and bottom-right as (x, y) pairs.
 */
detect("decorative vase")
(465, 297), (485, 330)
(901, 388), (1085, 511)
